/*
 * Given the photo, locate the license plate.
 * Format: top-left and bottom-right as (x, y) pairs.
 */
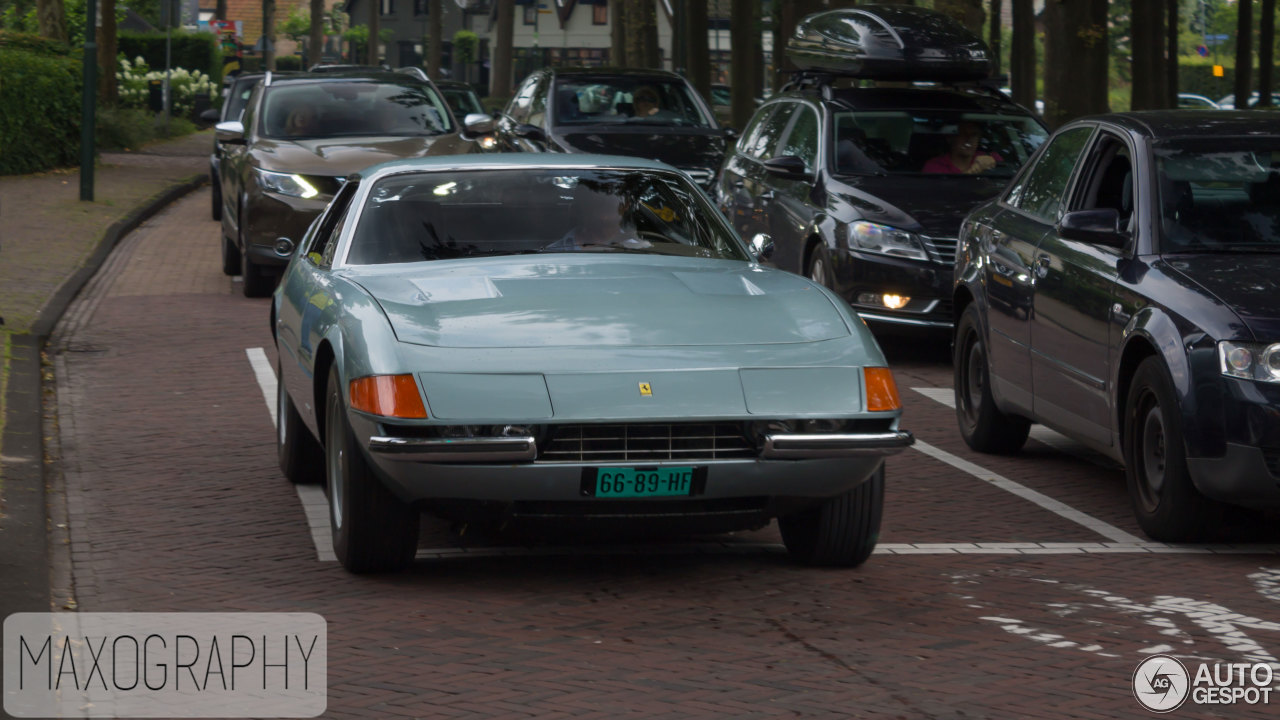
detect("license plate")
(593, 467), (694, 498)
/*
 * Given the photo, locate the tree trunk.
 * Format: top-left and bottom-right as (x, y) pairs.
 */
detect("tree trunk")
(729, 0), (758, 130)
(610, 0), (627, 65)
(1166, 0), (1178, 105)
(685, 0), (710, 100)
(1010, 0), (1034, 109)
(310, 0), (325, 67)
(1130, 0), (1165, 110)
(1043, 0), (1108, 128)
(427, 0), (442, 78)
(264, 0), (277, 70)
(934, 0), (985, 37)
(489, 0), (514, 98)
(97, 0), (118, 104)
(624, 0), (658, 69)
(772, 0), (821, 91)
(1235, 0), (1253, 108)
(1259, 0), (1275, 107)
(643, 0), (659, 68)
(368, 0), (379, 65)
(36, 0), (66, 42)
(216, 0), (227, 21)
(988, 0), (1001, 78)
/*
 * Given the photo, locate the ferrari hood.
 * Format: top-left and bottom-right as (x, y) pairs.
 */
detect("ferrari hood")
(253, 135), (473, 177)
(351, 257), (851, 348)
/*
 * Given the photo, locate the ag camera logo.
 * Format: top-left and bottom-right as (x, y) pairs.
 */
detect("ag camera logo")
(1133, 654), (1190, 713)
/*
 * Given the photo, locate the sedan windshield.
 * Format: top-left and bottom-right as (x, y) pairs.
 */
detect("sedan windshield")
(441, 87), (484, 117)
(347, 169), (750, 264)
(1157, 139), (1280, 253)
(553, 78), (714, 128)
(832, 109), (1047, 178)
(260, 81), (453, 139)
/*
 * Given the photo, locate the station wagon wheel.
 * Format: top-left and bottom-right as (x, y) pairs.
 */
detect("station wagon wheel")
(953, 304), (1030, 454)
(778, 463), (884, 567)
(324, 366), (419, 573)
(276, 357), (323, 484)
(1123, 357), (1221, 541)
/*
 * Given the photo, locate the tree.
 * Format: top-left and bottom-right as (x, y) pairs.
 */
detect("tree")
(1235, 0), (1252, 107)
(1010, 0), (1035, 109)
(684, 0), (709, 101)
(1130, 0), (1166, 109)
(264, 0), (277, 70)
(453, 27), (476, 81)
(427, 0), (441, 79)
(729, 0), (758, 129)
(310, 0), (325, 66)
(216, 0), (226, 23)
(36, 0), (65, 41)
(935, 0), (985, 36)
(1166, 0), (1178, 106)
(367, 0), (379, 63)
(1043, 0), (1109, 127)
(1259, 0), (1275, 107)
(772, 0), (821, 90)
(489, 0), (513, 98)
(610, 0), (626, 65)
(988, 0), (1002, 77)
(97, 0), (117, 104)
(624, 0), (658, 69)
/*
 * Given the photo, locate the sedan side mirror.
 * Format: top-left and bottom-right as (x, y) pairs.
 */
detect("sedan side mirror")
(514, 124), (546, 142)
(214, 120), (246, 145)
(762, 155), (813, 182)
(1058, 208), (1126, 247)
(200, 108), (221, 123)
(462, 112), (495, 137)
(750, 233), (775, 262)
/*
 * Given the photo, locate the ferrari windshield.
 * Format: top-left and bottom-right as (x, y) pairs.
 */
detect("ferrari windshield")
(1157, 139), (1280, 253)
(553, 78), (714, 128)
(347, 168), (750, 264)
(260, 81), (453, 139)
(831, 109), (1047, 177)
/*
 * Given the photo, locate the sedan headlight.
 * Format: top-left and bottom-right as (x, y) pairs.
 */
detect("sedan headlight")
(847, 221), (928, 261)
(255, 168), (320, 199)
(1218, 340), (1280, 383)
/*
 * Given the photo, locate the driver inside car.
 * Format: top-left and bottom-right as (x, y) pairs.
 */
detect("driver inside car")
(923, 121), (1001, 174)
(545, 191), (652, 252)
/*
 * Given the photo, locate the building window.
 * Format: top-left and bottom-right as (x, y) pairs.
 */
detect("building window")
(523, 5), (537, 24)
(592, 3), (606, 25)
(381, 0), (394, 16)
(413, 0), (425, 15)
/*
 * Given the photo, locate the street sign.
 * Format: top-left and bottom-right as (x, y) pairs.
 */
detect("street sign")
(1213, 65), (1225, 77)
(1197, 45), (1209, 57)
(1205, 33), (1229, 46)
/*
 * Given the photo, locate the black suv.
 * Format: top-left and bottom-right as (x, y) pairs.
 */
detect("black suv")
(492, 67), (730, 192)
(718, 5), (1047, 332)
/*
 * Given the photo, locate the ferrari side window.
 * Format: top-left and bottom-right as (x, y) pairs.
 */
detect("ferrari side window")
(308, 180), (357, 265)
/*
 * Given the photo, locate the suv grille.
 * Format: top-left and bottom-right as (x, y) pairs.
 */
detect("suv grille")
(920, 235), (959, 265)
(539, 423), (755, 463)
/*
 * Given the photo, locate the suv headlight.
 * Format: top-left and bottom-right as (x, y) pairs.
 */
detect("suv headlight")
(255, 168), (320, 199)
(848, 221), (928, 261)
(1218, 340), (1280, 383)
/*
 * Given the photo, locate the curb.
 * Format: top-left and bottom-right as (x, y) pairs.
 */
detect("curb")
(0, 174), (207, 628)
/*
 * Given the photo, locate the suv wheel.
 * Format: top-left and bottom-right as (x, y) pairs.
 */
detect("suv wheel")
(239, 203), (274, 298)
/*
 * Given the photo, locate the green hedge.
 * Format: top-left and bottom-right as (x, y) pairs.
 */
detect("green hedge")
(1179, 62), (1236, 102)
(117, 31), (221, 84)
(0, 47), (81, 174)
(0, 30), (71, 56)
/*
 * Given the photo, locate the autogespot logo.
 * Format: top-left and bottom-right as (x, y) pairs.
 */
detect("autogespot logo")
(1133, 654), (1191, 713)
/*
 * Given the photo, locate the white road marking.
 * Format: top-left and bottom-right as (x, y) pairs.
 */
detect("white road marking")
(910, 387), (1143, 543)
(245, 352), (1275, 560)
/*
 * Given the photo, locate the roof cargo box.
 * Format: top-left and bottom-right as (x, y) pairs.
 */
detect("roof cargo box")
(787, 5), (992, 81)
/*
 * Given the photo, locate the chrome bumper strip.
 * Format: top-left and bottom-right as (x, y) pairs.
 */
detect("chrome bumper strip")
(367, 436), (537, 462)
(856, 311), (953, 329)
(761, 431), (915, 459)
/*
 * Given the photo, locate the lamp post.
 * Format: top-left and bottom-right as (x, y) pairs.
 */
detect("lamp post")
(79, 0), (99, 201)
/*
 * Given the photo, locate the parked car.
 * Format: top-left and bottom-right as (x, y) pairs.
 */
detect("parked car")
(1216, 92), (1280, 109)
(952, 111), (1280, 541)
(201, 72), (266, 221)
(215, 70), (488, 296)
(1176, 93), (1220, 110)
(492, 67), (730, 192)
(719, 6), (1048, 332)
(271, 153), (914, 573)
(434, 79), (485, 118)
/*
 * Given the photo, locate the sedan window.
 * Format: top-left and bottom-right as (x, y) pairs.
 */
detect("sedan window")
(1156, 139), (1280, 253)
(260, 81), (454, 139)
(778, 106), (820, 171)
(346, 169), (750, 264)
(1008, 125), (1093, 222)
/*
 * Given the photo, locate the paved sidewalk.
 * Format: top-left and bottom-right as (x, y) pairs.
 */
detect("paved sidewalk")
(0, 132), (211, 632)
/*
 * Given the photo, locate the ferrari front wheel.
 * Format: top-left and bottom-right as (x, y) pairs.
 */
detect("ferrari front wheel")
(778, 464), (884, 567)
(324, 367), (419, 573)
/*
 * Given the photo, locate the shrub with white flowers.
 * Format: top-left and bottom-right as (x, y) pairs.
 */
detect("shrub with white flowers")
(116, 55), (214, 117)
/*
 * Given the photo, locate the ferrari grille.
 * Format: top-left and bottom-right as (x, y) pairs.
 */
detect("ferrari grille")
(538, 423), (755, 463)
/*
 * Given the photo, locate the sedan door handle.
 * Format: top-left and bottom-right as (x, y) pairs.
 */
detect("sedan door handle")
(1034, 254), (1051, 278)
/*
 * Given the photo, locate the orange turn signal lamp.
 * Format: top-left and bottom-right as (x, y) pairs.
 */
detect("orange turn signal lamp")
(864, 367), (902, 412)
(349, 374), (428, 418)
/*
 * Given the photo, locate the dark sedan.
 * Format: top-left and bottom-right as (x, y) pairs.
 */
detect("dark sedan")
(492, 67), (730, 192)
(953, 111), (1280, 541)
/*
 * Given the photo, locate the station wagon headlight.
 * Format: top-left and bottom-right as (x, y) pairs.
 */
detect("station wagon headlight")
(255, 168), (320, 199)
(847, 221), (929, 261)
(1218, 341), (1280, 383)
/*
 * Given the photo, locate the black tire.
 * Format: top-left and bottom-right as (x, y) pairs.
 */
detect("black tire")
(778, 464), (884, 567)
(211, 172), (222, 221)
(807, 244), (833, 288)
(324, 367), (419, 573)
(1123, 357), (1221, 541)
(277, 358), (323, 484)
(239, 207), (274, 298)
(221, 231), (241, 276)
(954, 304), (1031, 454)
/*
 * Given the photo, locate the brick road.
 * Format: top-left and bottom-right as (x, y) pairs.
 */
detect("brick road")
(44, 189), (1280, 719)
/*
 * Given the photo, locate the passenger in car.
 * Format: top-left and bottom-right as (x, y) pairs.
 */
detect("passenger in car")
(922, 122), (1001, 174)
(285, 106), (321, 136)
